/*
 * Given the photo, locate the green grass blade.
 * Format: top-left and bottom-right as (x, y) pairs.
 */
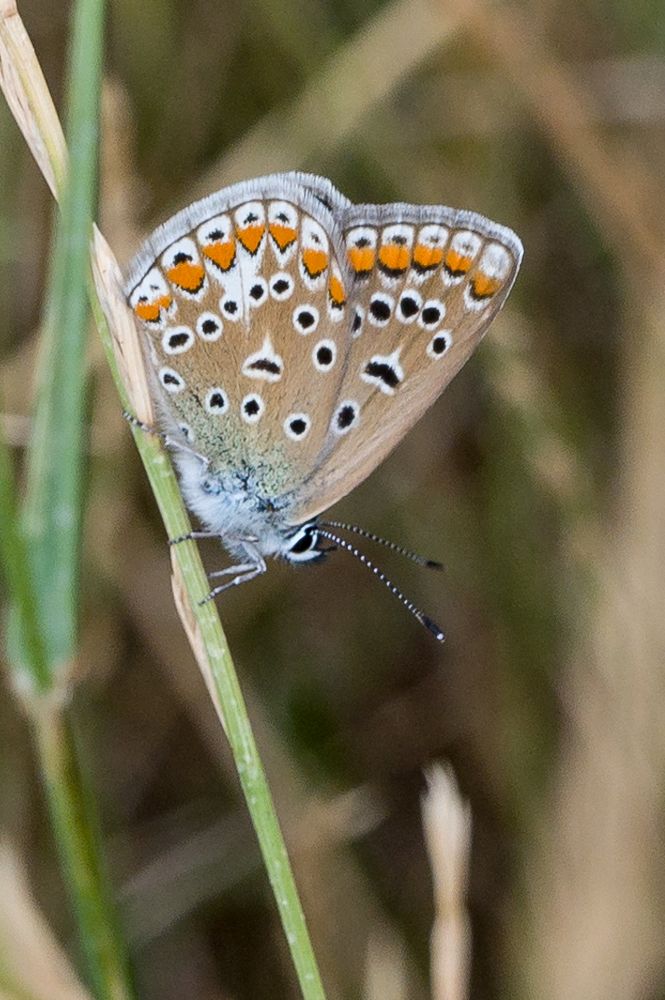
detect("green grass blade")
(0, 1), (137, 998)
(36, 709), (136, 1000)
(0, 412), (49, 691)
(21, 0), (105, 670)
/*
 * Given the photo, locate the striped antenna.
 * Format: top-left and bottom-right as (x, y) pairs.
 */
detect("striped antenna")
(320, 519), (443, 570)
(316, 528), (445, 642)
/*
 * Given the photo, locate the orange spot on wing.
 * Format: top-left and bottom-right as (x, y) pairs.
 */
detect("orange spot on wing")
(203, 241), (236, 271)
(167, 261), (205, 292)
(413, 244), (444, 270)
(444, 250), (473, 276)
(134, 294), (171, 323)
(471, 273), (502, 298)
(269, 223), (297, 251)
(328, 273), (346, 306)
(237, 224), (265, 253)
(378, 244), (410, 273)
(302, 248), (328, 278)
(348, 246), (375, 274)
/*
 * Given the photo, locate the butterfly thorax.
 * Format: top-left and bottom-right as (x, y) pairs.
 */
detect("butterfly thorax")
(174, 448), (322, 563)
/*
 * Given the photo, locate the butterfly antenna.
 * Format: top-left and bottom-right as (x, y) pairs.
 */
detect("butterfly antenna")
(320, 520), (443, 570)
(316, 528), (445, 642)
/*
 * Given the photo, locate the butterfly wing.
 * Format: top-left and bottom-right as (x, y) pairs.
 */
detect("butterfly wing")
(125, 173), (356, 502)
(288, 203), (523, 523)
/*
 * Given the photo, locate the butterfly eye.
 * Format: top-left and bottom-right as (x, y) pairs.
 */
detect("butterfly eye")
(289, 530), (315, 554)
(284, 524), (323, 563)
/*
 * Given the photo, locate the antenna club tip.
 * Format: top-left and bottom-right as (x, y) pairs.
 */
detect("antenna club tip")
(425, 559), (444, 571)
(422, 615), (446, 642)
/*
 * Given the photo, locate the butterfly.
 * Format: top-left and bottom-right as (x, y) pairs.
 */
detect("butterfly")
(125, 172), (523, 640)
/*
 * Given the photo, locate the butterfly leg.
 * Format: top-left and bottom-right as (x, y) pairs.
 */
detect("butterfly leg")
(122, 410), (210, 468)
(208, 563), (256, 579)
(200, 543), (266, 604)
(169, 530), (221, 545)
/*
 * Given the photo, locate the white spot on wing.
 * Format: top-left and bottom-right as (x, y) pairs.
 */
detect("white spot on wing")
(427, 330), (453, 359)
(159, 366), (185, 393)
(241, 336), (284, 383)
(293, 304), (320, 334)
(418, 299), (446, 329)
(360, 347), (404, 395)
(204, 387), (229, 413)
(196, 312), (223, 341)
(284, 412), (311, 441)
(241, 393), (265, 424)
(312, 339), (336, 371)
(332, 400), (360, 435)
(162, 325), (194, 355)
(270, 272), (294, 300)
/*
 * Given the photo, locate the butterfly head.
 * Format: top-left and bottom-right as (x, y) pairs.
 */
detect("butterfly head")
(281, 522), (332, 564)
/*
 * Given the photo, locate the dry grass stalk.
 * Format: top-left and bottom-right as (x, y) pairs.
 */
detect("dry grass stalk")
(422, 765), (472, 1000)
(0, 841), (92, 1000)
(454, 0), (663, 271)
(519, 289), (665, 1000)
(364, 924), (409, 1000)
(191, 0), (464, 201)
(0, 0), (66, 197)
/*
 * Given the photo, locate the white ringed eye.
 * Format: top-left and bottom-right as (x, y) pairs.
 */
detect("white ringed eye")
(204, 387), (228, 413)
(312, 339), (336, 371)
(159, 366), (185, 393)
(418, 299), (445, 329)
(293, 305), (320, 334)
(427, 331), (453, 359)
(269, 272), (294, 300)
(162, 326), (194, 355)
(284, 412), (311, 441)
(367, 293), (393, 327)
(241, 393), (265, 424)
(332, 400), (360, 435)
(196, 312), (223, 341)
(248, 277), (268, 306)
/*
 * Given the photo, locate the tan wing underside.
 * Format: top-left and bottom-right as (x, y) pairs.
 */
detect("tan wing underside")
(288, 216), (521, 522)
(128, 196), (354, 499)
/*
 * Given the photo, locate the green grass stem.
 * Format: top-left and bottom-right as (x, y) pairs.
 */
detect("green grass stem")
(1, 2), (327, 995)
(1, 0), (136, 997)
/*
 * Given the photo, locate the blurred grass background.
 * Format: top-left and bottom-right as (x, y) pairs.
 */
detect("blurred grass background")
(2, 0), (665, 998)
